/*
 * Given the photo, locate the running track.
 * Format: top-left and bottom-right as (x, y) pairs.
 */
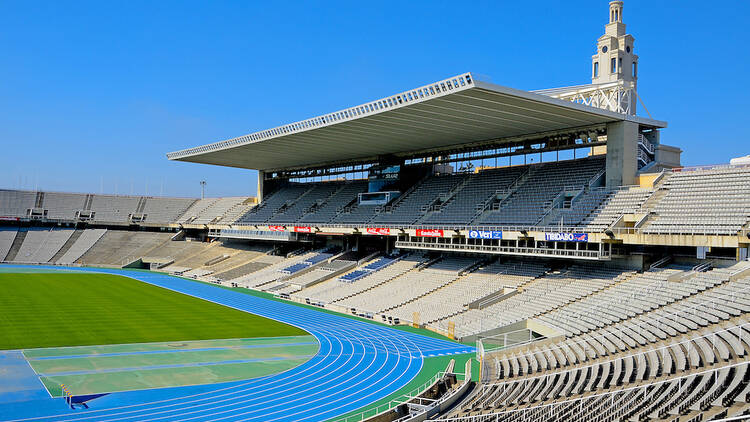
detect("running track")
(0, 265), (474, 422)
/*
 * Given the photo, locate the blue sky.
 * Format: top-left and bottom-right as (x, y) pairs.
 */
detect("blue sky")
(1, 0), (747, 198)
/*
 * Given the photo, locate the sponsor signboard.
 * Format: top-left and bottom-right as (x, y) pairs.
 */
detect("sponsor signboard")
(365, 227), (391, 235)
(468, 230), (503, 240)
(416, 229), (444, 237)
(293, 226), (313, 233)
(268, 225), (286, 232)
(544, 232), (589, 242)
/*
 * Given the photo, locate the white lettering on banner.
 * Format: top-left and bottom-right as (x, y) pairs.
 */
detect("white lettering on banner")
(544, 232), (589, 242)
(468, 230), (503, 239)
(416, 229), (444, 237)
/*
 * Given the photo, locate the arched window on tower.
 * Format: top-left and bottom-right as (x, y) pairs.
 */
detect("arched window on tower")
(633, 61), (637, 77)
(611, 57), (617, 73)
(594, 62), (599, 78)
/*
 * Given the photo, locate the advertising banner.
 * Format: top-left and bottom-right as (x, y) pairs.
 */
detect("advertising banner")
(416, 229), (444, 237)
(365, 228), (391, 235)
(468, 230), (503, 239)
(544, 232), (589, 242)
(268, 225), (286, 232)
(293, 226), (313, 233)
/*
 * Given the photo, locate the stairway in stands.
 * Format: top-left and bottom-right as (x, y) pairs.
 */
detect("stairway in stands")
(135, 197), (148, 214)
(635, 188), (669, 230)
(34, 192), (44, 209)
(83, 194), (94, 210)
(49, 230), (83, 263)
(4, 231), (27, 261)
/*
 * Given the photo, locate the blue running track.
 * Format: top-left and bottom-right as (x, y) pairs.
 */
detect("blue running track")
(0, 265), (474, 422)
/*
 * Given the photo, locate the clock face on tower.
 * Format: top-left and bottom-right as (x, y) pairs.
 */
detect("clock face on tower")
(602, 46), (608, 53)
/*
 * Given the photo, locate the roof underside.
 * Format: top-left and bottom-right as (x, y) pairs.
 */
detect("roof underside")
(167, 73), (666, 172)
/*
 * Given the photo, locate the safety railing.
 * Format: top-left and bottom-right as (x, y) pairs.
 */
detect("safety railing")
(395, 241), (607, 260)
(474, 271), (749, 388)
(427, 360), (749, 421)
(474, 315), (750, 399)
(331, 370), (453, 422)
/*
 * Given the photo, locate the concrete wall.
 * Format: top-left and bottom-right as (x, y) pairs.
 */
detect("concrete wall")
(605, 120), (638, 187)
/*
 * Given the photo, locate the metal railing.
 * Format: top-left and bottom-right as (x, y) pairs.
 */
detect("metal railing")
(474, 272), (750, 393)
(395, 241), (608, 260)
(428, 360), (749, 421)
(331, 370), (453, 422)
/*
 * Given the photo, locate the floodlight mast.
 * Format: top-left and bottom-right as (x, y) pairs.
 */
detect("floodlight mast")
(200, 181), (206, 200)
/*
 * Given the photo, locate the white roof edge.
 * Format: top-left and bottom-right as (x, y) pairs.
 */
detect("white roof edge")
(167, 72), (478, 161)
(472, 79), (667, 129)
(167, 72), (667, 162)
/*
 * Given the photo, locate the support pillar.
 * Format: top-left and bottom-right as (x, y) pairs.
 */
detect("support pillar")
(256, 171), (265, 204)
(605, 121), (638, 187)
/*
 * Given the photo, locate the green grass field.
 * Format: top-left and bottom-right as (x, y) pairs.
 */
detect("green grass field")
(0, 272), (307, 350)
(27, 336), (318, 396)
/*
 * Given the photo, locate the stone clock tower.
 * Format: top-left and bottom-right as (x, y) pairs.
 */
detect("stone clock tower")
(592, 1), (638, 90)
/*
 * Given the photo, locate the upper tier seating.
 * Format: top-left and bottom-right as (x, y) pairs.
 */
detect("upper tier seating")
(177, 197), (247, 225)
(328, 203), (379, 224)
(422, 166), (526, 225)
(474, 157), (605, 227)
(644, 165), (750, 235)
(238, 184), (310, 224)
(541, 188), (611, 227)
(140, 197), (196, 223)
(298, 182), (367, 224)
(42, 192), (86, 220)
(89, 195), (140, 223)
(579, 187), (653, 231)
(268, 183), (340, 224)
(213, 201), (256, 225)
(370, 174), (464, 225)
(178, 198), (221, 224)
(0, 190), (36, 217)
(0, 190), (198, 224)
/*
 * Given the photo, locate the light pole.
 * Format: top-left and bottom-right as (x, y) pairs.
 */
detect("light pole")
(200, 181), (206, 200)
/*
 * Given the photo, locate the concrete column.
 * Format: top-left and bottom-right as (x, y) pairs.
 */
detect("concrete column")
(605, 120), (638, 187)
(256, 171), (265, 203)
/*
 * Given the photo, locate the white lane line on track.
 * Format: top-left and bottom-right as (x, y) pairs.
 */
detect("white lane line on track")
(32, 275), (396, 421)
(204, 325), (391, 421)
(268, 324), (426, 422)
(134, 326), (364, 422)
(4, 267), (471, 422)
(6, 273), (345, 422)
(220, 318), (424, 421)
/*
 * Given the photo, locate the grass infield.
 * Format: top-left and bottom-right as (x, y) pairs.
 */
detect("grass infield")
(0, 272), (307, 350)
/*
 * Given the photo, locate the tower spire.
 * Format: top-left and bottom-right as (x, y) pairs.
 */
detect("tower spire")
(609, 1), (623, 24)
(591, 0), (638, 113)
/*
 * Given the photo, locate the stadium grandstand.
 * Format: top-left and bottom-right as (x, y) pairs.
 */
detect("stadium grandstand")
(2, 2), (750, 421)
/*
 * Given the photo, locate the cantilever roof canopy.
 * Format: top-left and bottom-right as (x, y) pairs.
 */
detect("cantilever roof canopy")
(167, 73), (666, 172)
